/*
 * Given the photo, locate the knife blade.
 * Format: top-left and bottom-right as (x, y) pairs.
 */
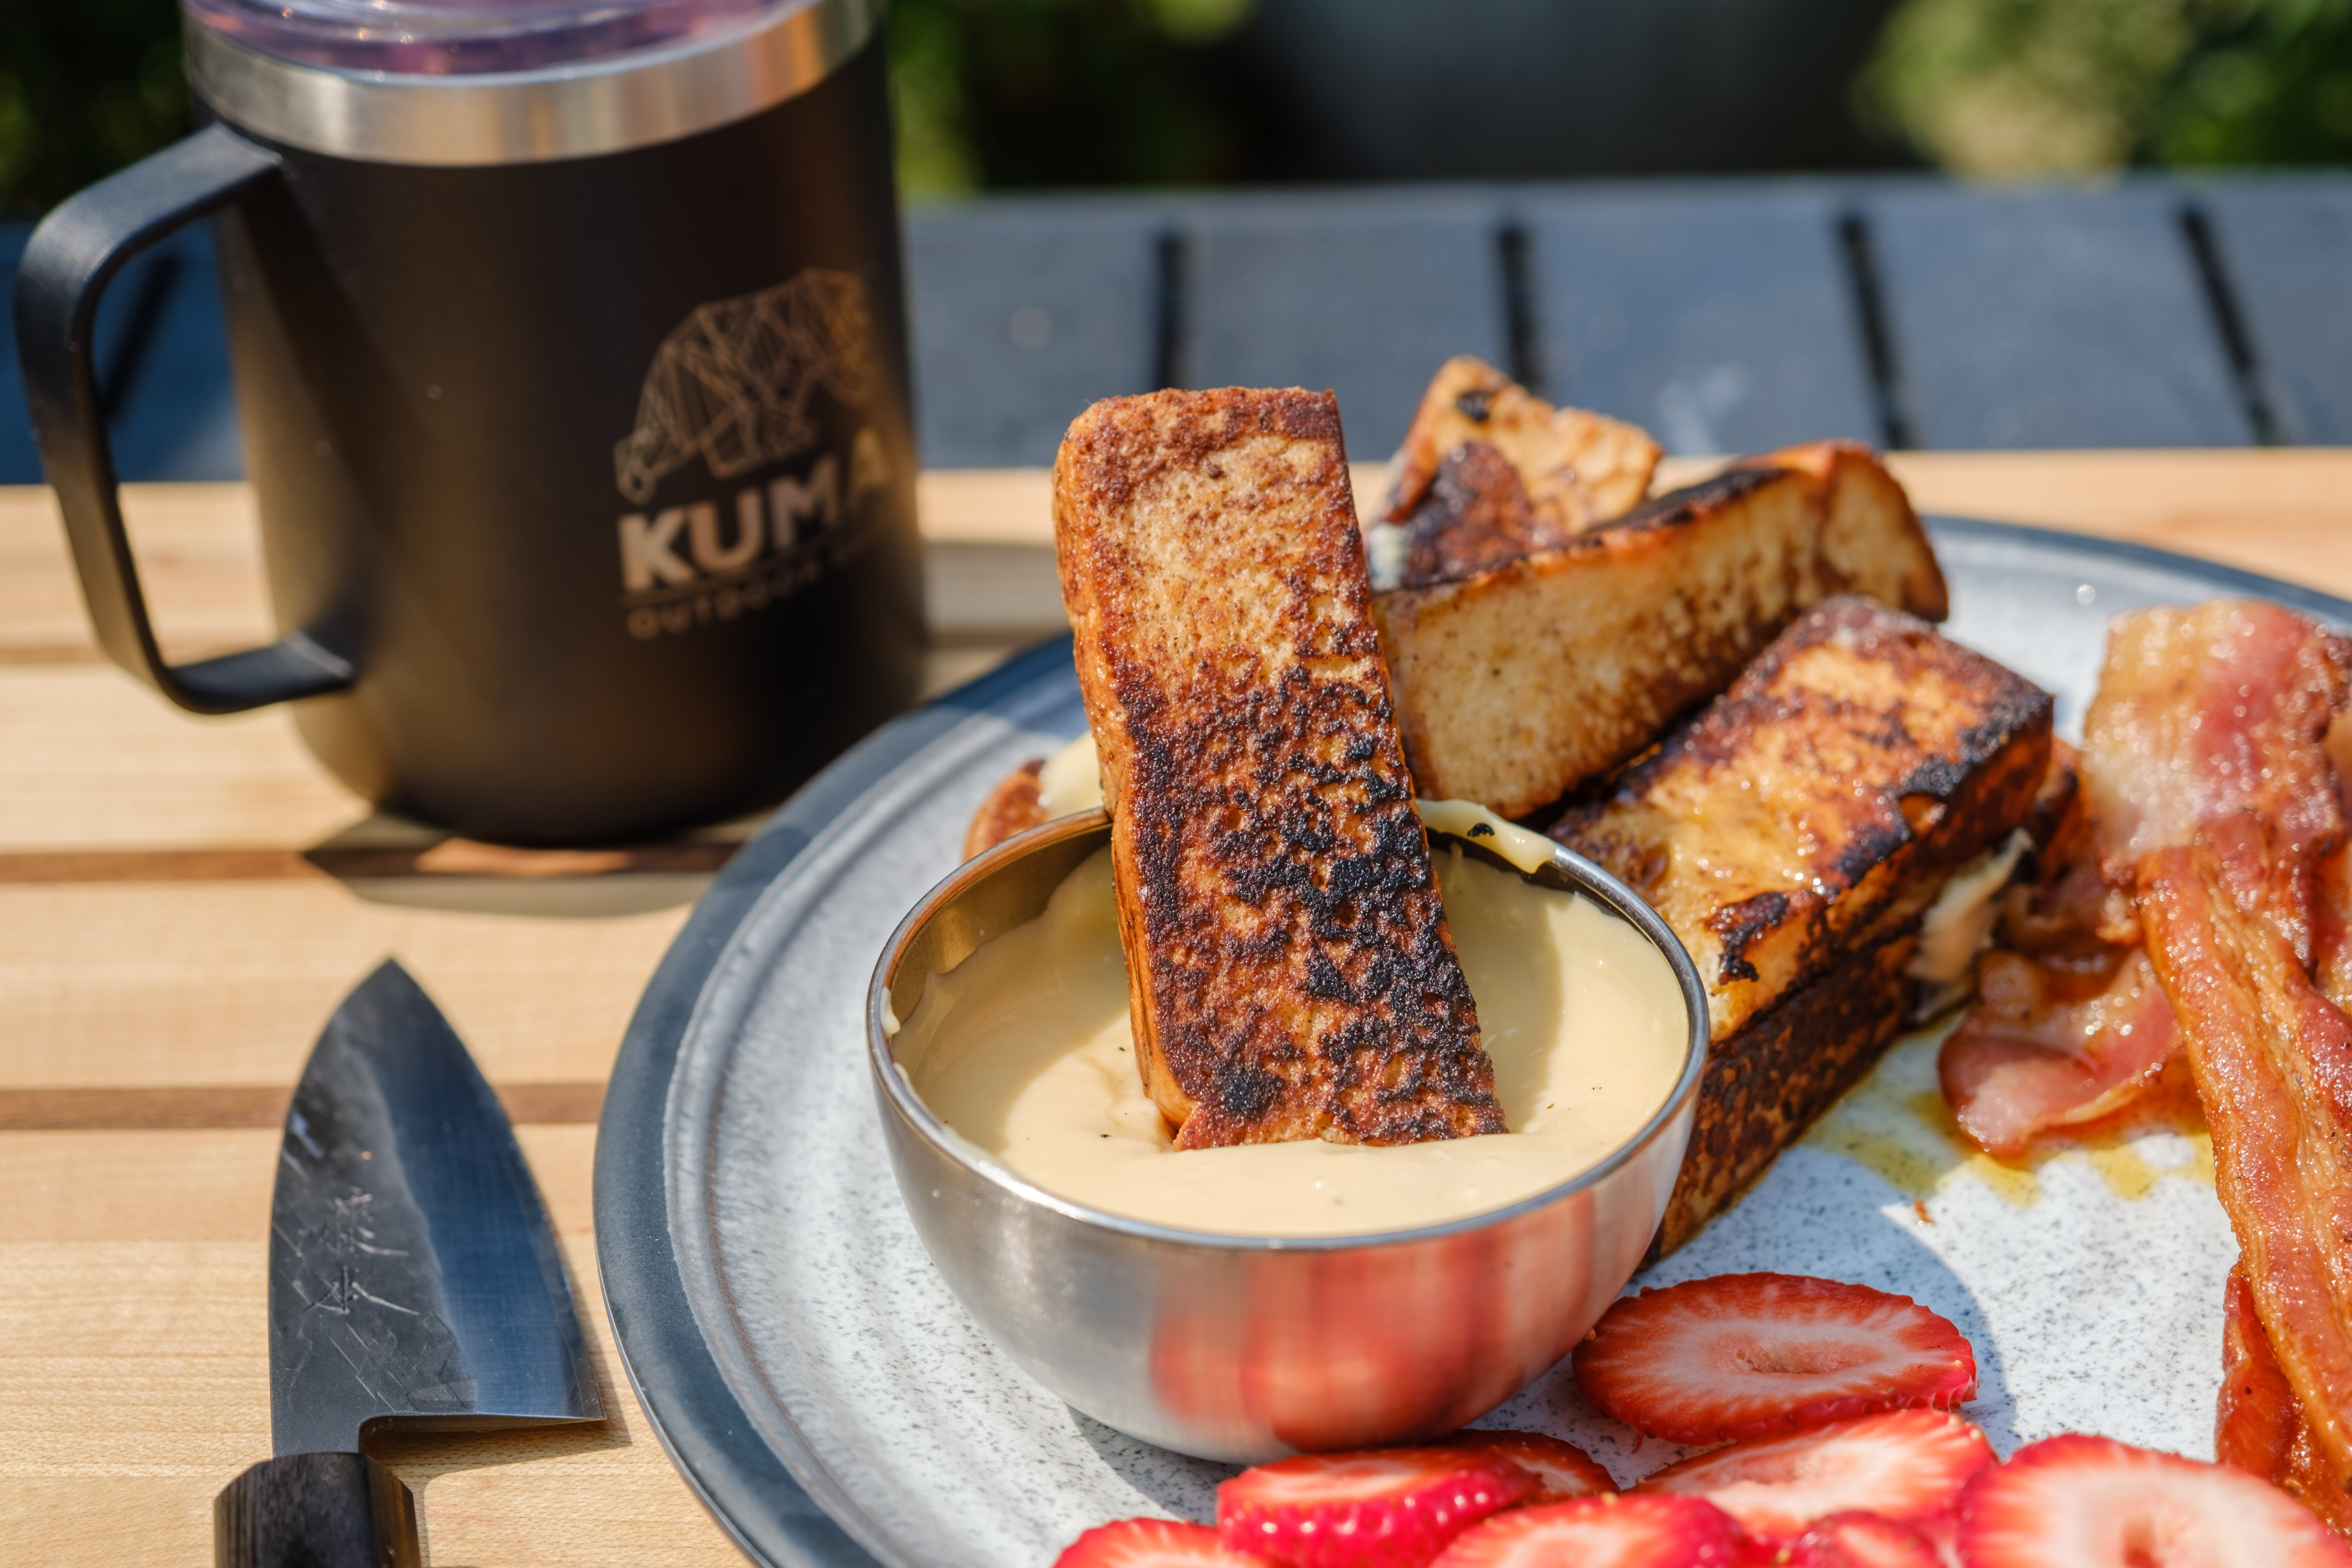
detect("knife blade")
(215, 959), (603, 1568)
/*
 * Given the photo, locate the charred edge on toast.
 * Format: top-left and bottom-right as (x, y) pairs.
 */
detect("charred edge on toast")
(1600, 467), (1786, 539)
(1560, 597), (2051, 1250)
(1053, 387), (1503, 1151)
(1650, 934), (1921, 1258)
(1553, 594), (2052, 1041)
(1705, 893), (1789, 984)
(962, 758), (1046, 861)
(1375, 355), (1661, 592)
(1392, 465), (1797, 594)
(1385, 460), (1787, 597)
(1373, 448), (1949, 821)
(1386, 440), (1558, 588)
(1665, 602), (2051, 982)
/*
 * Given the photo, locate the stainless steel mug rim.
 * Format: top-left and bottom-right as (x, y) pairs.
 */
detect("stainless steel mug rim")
(866, 806), (1713, 1255)
(184, 0), (881, 165)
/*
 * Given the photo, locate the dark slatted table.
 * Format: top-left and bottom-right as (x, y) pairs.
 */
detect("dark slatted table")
(7, 173), (2350, 486)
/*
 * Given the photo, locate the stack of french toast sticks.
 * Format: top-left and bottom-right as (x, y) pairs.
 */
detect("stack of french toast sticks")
(969, 357), (2057, 1255)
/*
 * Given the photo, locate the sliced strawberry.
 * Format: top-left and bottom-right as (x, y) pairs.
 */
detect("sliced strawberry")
(1635, 1409), (1993, 1542)
(1055, 1518), (1272, 1568)
(1431, 1494), (1750, 1568)
(1219, 1448), (1536, 1568)
(1790, 1512), (1943, 1568)
(1437, 1430), (1617, 1503)
(1914, 1511), (1963, 1568)
(1573, 1274), (1979, 1444)
(1956, 1433), (2352, 1568)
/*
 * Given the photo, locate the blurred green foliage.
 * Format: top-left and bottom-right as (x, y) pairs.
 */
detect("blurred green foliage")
(1860, 0), (2352, 174)
(0, 0), (190, 216)
(886, 0), (1264, 195)
(0, 0), (2342, 215)
(2159, 0), (2352, 162)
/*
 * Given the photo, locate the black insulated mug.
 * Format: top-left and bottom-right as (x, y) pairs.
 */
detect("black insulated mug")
(14, 0), (924, 844)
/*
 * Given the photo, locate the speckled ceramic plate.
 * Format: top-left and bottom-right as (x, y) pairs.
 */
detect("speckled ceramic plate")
(594, 519), (2352, 1568)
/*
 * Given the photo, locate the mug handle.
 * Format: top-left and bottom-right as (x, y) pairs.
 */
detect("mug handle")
(14, 123), (357, 715)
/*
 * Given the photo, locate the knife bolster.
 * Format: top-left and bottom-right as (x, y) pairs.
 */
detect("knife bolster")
(215, 1452), (420, 1568)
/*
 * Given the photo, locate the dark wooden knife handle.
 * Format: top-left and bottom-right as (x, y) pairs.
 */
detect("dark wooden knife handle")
(215, 1452), (420, 1568)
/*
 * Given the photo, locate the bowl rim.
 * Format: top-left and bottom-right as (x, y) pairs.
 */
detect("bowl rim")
(866, 805), (1711, 1254)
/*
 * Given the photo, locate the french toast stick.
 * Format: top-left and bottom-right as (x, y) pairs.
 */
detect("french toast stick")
(1373, 442), (1947, 818)
(1657, 933), (1923, 1255)
(1053, 387), (1504, 1150)
(1369, 356), (1661, 589)
(1552, 596), (2052, 1252)
(962, 758), (1045, 861)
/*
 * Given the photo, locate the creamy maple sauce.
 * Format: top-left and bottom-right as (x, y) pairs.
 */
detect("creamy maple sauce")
(889, 830), (1689, 1237)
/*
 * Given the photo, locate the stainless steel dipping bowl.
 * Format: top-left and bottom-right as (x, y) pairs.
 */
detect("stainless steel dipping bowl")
(866, 809), (1708, 1463)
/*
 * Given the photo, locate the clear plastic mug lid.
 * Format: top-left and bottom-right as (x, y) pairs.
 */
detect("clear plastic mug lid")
(182, 0), (803, 76)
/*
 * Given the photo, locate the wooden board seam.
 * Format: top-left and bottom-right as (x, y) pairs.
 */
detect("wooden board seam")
(0, 1083), (606, 1130)
(0, 841), (743, 884)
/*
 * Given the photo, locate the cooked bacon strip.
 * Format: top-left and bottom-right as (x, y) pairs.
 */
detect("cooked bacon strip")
(2223, 1260), (2308, 1480)
(2082, 599), (2350, 881)
(2018, 737), (2085, 856)
(2321, 848), (2352, 1013)
(2313, 718), (2352, 1012)
(2222, 1259), (2352, 1535)
(2087, 601), (2352, 1529)
(1958, 603), (2348, 1164)
(2141, 818), (2352, 1513)
(1994, 752), (2121, 955)
(1939, 946), (2178, 1157)
(1940, 752), (2185, 1157)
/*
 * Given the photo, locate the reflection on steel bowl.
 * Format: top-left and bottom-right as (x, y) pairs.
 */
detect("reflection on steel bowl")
(866, 809), (1707, 1462)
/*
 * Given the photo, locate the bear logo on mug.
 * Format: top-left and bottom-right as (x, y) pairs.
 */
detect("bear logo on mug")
(612, 268), (891, 640)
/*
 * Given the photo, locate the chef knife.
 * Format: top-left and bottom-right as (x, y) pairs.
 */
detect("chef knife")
(215, 959), (604, 1568)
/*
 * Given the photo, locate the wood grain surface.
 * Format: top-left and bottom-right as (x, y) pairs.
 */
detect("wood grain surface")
(4, 455), (2350, 1567)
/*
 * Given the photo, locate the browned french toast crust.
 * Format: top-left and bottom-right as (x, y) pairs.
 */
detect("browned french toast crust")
(1054, 387), (1504, 1151)
(962, 758), (1046, 861)
(1384, 355), (1661, 555)
(1552, 595), (2052, 1043)
(1374, 445), (1948, 819)
(1653, 934), (1920, 1256)
(1372, 357), (1662, 593)
(1550, 596), (2052, 1252)
(1613, 465), (1784, 532)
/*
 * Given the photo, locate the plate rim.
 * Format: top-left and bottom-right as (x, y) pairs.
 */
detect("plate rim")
(591, 519), (2352, 1568)
(593, 635), (1074, 1568)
